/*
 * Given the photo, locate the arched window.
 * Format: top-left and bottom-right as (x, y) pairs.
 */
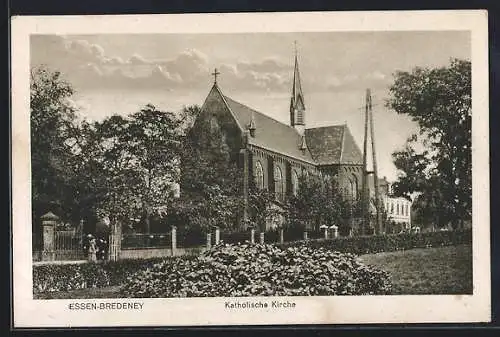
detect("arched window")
(351, 174), (358, 200)
(255, 161), (264, 189)
(396, 203), (400, 215)
(291, 170), (299, 196)
(391, 202), (394, 214)
(274, 166), (284, 201)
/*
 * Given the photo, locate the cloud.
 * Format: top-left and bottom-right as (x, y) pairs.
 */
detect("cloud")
(30, 35), (296, 92)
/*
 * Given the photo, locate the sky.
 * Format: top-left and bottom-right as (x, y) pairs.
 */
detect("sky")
(30, 31), (470, 182)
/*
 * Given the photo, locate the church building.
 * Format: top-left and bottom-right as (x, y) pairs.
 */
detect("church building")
(195, 51), (364, 229)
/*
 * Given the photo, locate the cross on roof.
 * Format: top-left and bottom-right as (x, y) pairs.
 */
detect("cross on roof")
(212, 68), (220, 84)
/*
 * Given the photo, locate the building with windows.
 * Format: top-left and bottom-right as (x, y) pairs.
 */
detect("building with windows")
(192, 50), (364, 230)
(383, 195), (412, 231)
(367, 175), (412, 231)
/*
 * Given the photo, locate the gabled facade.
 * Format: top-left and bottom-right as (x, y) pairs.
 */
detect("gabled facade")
(193, 51), (364, 229)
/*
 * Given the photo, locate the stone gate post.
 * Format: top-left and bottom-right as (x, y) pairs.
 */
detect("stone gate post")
(206, 233), (212, 250)
(250, 228), (255, 244)
(171, 226), (177, 256)
(41, 211), (58, 261)
(215, 226), (220, 245)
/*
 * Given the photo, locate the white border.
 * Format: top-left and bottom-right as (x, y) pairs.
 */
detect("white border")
(12, 10), (490, 327)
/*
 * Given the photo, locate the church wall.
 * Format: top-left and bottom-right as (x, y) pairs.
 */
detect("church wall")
(337, 164), (363, 201)
(197, 87), (244, 158)
(248, 145), (315, 200)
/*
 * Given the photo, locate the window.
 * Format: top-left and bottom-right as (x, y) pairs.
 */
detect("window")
(291, 170), (299, 196)
(274, 166), (284, 201)
(390, 202), (394, 214)
(396, 203), (400, 215)
(351, 174), (358, 200)
(255, 161), (264, 189)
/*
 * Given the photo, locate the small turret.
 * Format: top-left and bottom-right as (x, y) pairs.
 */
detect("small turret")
(248, 111), (256, 137)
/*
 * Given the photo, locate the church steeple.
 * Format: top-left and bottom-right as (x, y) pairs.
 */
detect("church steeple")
(290, 42), (306, 135)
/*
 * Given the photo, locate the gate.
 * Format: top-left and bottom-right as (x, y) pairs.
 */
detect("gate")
(54, 229), (85, 261)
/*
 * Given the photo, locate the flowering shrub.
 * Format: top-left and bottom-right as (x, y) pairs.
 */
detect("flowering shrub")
(120, 243), (392, 297)
(282, 229), (472, 255)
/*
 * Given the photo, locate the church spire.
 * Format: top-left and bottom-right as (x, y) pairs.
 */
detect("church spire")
(290, 41), (306, 134)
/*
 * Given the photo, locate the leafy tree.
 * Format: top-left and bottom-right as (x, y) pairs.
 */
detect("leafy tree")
(386, 59), (471, 229)
(176, 105), (243, 233)
(247, 186), (283, 232)
(30, 66), (79, 223)
(286, 173), (351, 233)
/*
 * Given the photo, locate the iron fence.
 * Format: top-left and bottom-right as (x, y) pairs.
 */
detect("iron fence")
(121, 233), (171, 249)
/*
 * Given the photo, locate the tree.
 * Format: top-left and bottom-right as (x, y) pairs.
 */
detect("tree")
(30, 66), (79, 223)
(286, 173), (351, 233)
(176, 105), (243, 233)
(386, 59), (471, 229)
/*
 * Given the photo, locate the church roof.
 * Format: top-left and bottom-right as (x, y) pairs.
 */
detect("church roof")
(222, 94), (315, 164)
(305, 125), (363, 165)
(203, 84), (362, 166)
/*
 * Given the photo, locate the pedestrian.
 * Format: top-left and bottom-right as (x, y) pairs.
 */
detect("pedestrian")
(88, 236), (98, 262)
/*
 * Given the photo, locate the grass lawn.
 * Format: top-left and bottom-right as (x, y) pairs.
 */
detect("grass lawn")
(359, 244), (473, 295)
(34, 244), (472, 299)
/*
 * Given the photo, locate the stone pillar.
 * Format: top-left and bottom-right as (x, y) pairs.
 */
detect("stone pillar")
(250, 228), (255, 244)
(303, 231), (308, 241)
(280, 228), (284, 244)
(41, 211), (58, 261)
(215, 227), (220, 245)
(332, 226), (339, 239)
(206, 233), (212, 250)
(324, 228), (328, 239)
(171, 226), (177, 256)
(259, 232), (265, 244)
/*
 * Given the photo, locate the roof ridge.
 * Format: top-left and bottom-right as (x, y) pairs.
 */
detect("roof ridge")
(223, 95), (300, 133)
(306, 124), (345, 131)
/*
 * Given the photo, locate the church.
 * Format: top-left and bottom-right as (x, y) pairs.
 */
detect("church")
(194, 51), (364, 230)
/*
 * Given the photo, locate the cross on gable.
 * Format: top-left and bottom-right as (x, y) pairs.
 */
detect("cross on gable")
(212, 68), (220, 84)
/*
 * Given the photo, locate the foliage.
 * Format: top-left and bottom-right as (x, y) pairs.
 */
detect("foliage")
(30, 66), (80, 223)
(281, 229), (472, 255)
(120, 243), (392, 297)
(175, 105), (243, 232)
(386, 59), (472, 229)
(32, 257), (188, 293)
(247, 187), (284, 231)
(285, 173), (352, 233)
(30, 67), (185, 234)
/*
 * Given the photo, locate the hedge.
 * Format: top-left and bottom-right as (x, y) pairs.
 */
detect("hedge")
(33, 256), (197, 294)
(280, 229), (472, 255)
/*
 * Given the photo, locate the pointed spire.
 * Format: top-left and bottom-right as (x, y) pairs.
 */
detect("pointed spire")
(290, 41), (305, 130)
(248, 111), (256, 137)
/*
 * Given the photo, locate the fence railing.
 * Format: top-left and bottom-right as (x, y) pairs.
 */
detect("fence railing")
(54, 230), (85, 260)
(121, 233), (171, 249)
(176, 230), (206, 248)
(220, 231), (251, 244)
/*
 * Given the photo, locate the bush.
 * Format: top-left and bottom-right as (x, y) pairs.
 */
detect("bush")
(32, 257), (193, 294)
(120, 243), (392, 297)
(281, 229), (472, 255)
